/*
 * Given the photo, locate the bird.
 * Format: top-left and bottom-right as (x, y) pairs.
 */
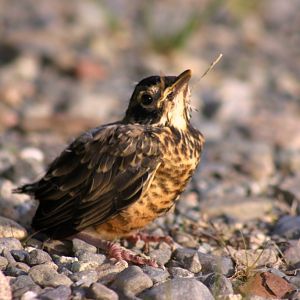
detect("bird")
(14, 69), (205, 266)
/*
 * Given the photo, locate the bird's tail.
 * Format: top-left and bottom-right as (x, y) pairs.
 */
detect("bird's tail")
(12, 183), (38, 195)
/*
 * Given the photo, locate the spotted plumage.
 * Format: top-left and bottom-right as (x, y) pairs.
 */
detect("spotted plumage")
(15, 69), (205, 242)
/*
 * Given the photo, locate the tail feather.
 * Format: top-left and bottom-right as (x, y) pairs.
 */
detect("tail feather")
(13, 183), (38, 195)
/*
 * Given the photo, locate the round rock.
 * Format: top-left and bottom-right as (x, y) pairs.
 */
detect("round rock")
(0, 238), (23, 253)
(29, 264), (72, 287)
(88, 282), (119, 300)
(140, 278), (214, 300)
(0, 217), (27, 239)
(111, 265), (153, 296)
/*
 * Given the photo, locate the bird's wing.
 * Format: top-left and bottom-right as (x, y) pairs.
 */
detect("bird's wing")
(30, 124), (162, 237)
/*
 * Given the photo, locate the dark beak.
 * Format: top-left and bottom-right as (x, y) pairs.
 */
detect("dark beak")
(171, 69), (192, 93)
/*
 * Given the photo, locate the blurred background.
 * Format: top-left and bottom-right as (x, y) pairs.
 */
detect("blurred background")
(0, 0), (300, 227)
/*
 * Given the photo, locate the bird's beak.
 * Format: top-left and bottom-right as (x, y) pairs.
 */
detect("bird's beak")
(171, 69), (192, 95)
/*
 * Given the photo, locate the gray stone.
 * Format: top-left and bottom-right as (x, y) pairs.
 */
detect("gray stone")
(29, 264), (72, 287)
(142, 265), (170, 284)
(0, 238), (23, 253)
(173, 231), (199, 248)
(0, 256), (8, 270)
(169, 267), (194, 278)
(52, 255), (78, 270)
(0, 216), (28, 239)
(77, 251), (106, 265)
(0, 270), (12, 300)
(71, 260), (102, 272)
(71, 270), (98, 287)
(73, 238), (97, 255)
(111, 266), (153, 296)
(96, 260), (128, 285)
(40, 285), (71, 300)
(173, 248), (234, 276)
(26, 249), (52, 266)
(140, 278), (214, 300)
(11, 275), (41, 298)
(149, 242), (172, 266)
(11, 249), (29, 262)
(5, 262), (30, 276)
(203, 273), (234, 296)
(0, 150), (15, 176)
(272, 216), (300, 239)
(88, 282), (119, 300)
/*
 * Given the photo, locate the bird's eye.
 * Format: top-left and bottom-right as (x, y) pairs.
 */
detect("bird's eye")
(141, 93), (154, 106)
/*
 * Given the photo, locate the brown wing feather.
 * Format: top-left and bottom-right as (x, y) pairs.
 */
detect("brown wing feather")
(30, 124), (162, 238)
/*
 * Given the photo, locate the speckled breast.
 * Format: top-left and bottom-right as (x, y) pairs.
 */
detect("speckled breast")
(95, 126), (204, 239)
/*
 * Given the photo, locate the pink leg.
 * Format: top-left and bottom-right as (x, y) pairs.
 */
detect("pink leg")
(71, 232), (159, 267)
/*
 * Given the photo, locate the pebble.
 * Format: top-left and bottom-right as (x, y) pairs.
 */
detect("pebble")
(0, 238), (23, 255)
(52, 255), (78, 270)
(229, 247), (279, 268)
(70, 270), (98, 287)
(173, 248), (234, 276)
(5, 262), (30, 276)
(272, 216), (300, 239)
(140, 278), (214, 300)
(284, 240), (300, 265)
(96, 261), (128, 284)
(88, 282), (119, 300)
(142, 265), (170, 284)
(0, 256), (8, 270)
(11, 275), (41, 298)
(73, 238), (97, 255)
(11, 250), (29, 262)
(26, 249), (52, 266)
(111, 266), (153, 296)
(29, 264), (73, 287)
(0, 270), (12, 300)
(0, 150), (15, 177)
(149, 242), (172, 266)
(203, 273), (234, 296)
(169, 267), (194, 278)
(39, 285), (71, 300)
(77, 251), (106, 265)
(71, 260), (102, 272)
(0, 216), (28, 240)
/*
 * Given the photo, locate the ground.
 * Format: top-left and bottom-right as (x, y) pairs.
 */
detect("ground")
(0, 0), (300, 299)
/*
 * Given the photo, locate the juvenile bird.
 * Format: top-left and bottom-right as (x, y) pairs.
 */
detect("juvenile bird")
(15, 69), (205, 266)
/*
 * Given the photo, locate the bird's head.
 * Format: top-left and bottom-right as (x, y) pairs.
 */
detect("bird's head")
(124, 69), (192, 130)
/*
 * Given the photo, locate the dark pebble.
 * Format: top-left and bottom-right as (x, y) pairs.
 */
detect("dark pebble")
(272, 216), (300, 239)
(11, 275), (42, 298)
(40, 285), (72, 300)
(11, 250), (29, 262)
(26, 249), (52, 266)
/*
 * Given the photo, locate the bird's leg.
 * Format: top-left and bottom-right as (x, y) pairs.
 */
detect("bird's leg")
(72, 232), (158, 267)
(127, 232), (174, 245)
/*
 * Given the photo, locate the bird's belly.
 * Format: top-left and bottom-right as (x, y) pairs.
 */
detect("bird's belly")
(94, 156), (199, 240)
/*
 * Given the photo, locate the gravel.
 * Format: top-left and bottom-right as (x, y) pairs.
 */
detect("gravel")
(1, 1), (300, 299)
(140, 278), (214, 300)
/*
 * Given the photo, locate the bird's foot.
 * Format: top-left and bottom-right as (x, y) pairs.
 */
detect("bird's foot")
(127, 232), (173, 245)
(106, 242), (158, 267)
(71, 232), (159, 267)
